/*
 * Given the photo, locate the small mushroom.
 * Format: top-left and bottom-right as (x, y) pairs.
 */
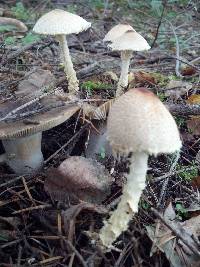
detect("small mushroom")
(33, 9), (91, 95)
(103, 24), (135, 42)
(45, 156), (113, 204)
(105, 27), (150, 96)
(99, 87), (181, 248)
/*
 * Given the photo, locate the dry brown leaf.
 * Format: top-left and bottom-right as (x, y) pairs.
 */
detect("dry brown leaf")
(187, 116), (200, 135)
(187, 94), (200, 104)
(133, 71), (157, 86)
(16, 68), (55, 98)
(181, 66), (196, 76)
(45, 156), (113, 204)
(165, 80), (192, 100)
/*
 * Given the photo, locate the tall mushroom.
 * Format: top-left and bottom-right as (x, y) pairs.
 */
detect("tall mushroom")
(99, 87), (181, 248)
(105, 29), (150, 97)
(33, 9), (91, 95)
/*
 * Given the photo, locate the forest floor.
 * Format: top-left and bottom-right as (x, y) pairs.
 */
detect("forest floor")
(0, 1), (200, 266)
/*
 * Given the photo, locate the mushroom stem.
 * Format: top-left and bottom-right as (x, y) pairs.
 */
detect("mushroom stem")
(57, 34), (79, 94)
(2, 133), (43, 174)
(99, 151), (148, 248)
(116, 51), (132, 97)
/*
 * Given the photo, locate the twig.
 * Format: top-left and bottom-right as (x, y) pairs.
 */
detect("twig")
(64, 240), (88, 267)
(166, 20), (183, 77)
(13, 204), (52, 214)
(167, 103), (200, 116)
(151, 207), (200, 257)
(157, 151), (180, 207)
(44, 123), (89, 164)
(151, 0), (168, 48)
(1, 41), (43, 65)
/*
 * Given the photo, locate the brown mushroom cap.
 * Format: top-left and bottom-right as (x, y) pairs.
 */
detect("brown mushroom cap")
(107, 88), (181, 156)
(103, 24), (135, 42)
(45, 156), (113, 204)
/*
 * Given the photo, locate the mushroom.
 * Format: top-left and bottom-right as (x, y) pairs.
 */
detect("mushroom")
(106, 29), (150, 96)
(33, 9), (91, 95)
(99, 87), (181, 248)
(0, 69), (79, 174)
(0, 17), (28, 32)
(103, 24), (135, 42)
(45, 156), (113, 204)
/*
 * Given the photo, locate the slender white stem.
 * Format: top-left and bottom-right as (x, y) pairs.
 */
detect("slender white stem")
(116, 51), (132, 97)
(99, 151), (148, 248)
(57, 35), (79, 94)
(2, 133), (43, 174)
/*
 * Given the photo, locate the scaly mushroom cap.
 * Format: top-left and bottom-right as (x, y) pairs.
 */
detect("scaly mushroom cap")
(103, 24), (135, 42)
(45, 156), (113, 204)
(33, 9), (91, 35)
(107, 88), (181, 156)
(109, 30), (151, 51)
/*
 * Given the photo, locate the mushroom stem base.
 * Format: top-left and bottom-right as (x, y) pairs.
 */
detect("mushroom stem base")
(2, 132), (43, 174)
(99, 151), (148, 248)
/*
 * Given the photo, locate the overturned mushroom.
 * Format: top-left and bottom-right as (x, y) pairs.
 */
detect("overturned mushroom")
(99, 88), (181, 248)
(33, 9), (91, 95)
(0, 69), (79, 174)
(45, 156), (113, 204)
(0, 17), (28, 32)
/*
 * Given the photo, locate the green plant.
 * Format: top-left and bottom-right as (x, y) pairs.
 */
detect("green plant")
(81, 81), (112, 95)
(11, 2), (30, 20)
(175, 202), (187, 219)
(98, 147), (106, 159)
(176, 162), (198, 181)
(0, 25), (16, 33)
(4, 36), (16, 45)
(175, 116), (185, 128)
(21, 33), (41, 45)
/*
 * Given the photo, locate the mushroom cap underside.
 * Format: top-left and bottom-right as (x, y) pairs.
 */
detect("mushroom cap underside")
(109, 31), (151, 52)
(103, 24), (135, 42)
(107, 88), (181, 156)
(0, 104), (79, 139)
(33, 9), (91, 35)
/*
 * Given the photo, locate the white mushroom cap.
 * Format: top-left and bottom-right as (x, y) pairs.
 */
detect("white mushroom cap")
(107, 88), (181, 156)
(103, 24), (135, 42)
(33, 9), (91, 35)
(108, 30), (151, 52)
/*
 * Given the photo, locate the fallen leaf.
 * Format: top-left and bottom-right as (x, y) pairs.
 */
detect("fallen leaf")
(187, 94), (200, 104)
(16, 68), (55, 98)
(181, 66), (196, 76)
(187, 116), (200, 135)
(164, 80), (192, 100)
(134, 71), (157, 85)
(146, 204), (200, 267)
(45, 156), (113, 204)
(191, 176), (200, 189)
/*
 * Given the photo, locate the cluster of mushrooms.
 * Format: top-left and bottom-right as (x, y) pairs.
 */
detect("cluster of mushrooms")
(0, 9), (182, 249)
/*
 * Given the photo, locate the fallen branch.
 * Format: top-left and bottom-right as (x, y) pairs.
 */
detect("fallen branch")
(167, 103), (200, 116)
(151, 207), (200, 257)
